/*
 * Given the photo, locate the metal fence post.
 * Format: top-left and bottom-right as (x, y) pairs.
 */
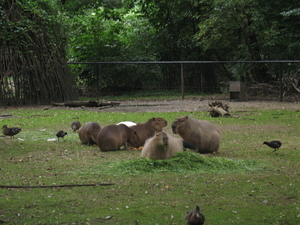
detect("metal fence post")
(181, 63), (184, 100)
(279, 63), (283, 102)
(96, 63), (100, 100)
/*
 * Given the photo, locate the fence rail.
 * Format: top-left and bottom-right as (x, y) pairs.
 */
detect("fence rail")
(68, 60), (300, 102)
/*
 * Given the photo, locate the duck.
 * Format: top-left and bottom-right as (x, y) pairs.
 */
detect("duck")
(2, 125), (21, 138)
(71, 121), (81, 132)
(263, 140), (282, 152)
(56, 130), (67, 142)
(185, 205), (205, 225)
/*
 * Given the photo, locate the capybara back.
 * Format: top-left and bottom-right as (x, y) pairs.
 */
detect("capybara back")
(171, 116), (220, 154)
(78, 122), (101, 145)
(97, 124), (140, 152)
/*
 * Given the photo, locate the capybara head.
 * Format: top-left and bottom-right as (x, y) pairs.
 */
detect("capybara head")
(71, 121), (81, 132)
(171, 116), (188, 134)
(128, 129), (141, 148)
(155, 131), (169, 146)
(149, 117), (168, 130)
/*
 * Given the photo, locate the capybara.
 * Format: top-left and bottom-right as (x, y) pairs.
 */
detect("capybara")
(97, 124), (140, 152)
(171, 116), (220, 154)
(71, 121), (81, 132)
(130, 117), (168, 146)
(141, 131), (183, 160)
(78, 122), (101, 145)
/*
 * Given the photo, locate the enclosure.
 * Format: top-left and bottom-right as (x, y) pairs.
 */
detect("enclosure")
(69, 60), (300, 102)
(0, 100), (299, 224)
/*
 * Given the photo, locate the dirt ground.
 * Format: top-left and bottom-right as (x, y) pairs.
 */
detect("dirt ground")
(1, 99), (300, 113)
(65, 99), (300, 113)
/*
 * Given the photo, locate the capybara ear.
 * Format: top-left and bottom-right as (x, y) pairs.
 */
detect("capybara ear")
(133, 130), (137, 134)
(185, 116), (189, 120)
(152, 117), (155, 121)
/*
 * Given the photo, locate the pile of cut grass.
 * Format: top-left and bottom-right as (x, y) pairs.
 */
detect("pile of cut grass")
(77, 151), (262, 176)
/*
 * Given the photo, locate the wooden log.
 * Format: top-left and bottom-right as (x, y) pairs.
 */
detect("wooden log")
(52, 102), (65, 106)
(0, 114), (13, 117)
(208, 101), (231, 117)
(52, 101), (120, 108)
(211, 106), (231, 117)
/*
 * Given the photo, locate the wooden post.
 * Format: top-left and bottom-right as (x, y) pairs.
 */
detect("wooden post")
(181, 63), (184, 100)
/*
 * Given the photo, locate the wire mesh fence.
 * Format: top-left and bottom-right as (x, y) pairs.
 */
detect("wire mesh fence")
(1, 61), (299, 106)
(68, 61), (300, 102)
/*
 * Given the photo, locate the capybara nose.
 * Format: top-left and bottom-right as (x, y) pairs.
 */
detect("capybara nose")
(171, 125), (176, 132)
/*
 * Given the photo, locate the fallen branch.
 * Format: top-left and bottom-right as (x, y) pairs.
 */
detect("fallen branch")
(52, 100), (120, 108)
(0, 114), (13, 118)
(208, 101), (231, 117)
(290, 82), (300, 93)
(0, 183), (114, 189)
(210, 106), (231, 117)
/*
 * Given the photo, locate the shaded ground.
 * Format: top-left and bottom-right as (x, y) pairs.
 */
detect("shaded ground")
(1, 99), (299, 113)
(58, 99), (300, 113)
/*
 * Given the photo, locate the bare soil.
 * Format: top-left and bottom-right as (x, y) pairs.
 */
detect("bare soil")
(1, 99), (300, 113)
(64, 99), (300, 113)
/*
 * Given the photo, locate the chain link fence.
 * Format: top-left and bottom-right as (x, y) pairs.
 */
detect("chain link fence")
(68, 61), (300, 102)
(0, 60), (300, 105)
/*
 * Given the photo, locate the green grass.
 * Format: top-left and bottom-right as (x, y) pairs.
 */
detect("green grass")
(71, 151), (261, 176)
(0, 106), (300, 224)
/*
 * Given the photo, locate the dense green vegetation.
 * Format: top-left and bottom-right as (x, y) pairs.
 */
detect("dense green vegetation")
(1, 0), (299, 105)
(0, 0), (77, 105)
(0, 106), (299, 224)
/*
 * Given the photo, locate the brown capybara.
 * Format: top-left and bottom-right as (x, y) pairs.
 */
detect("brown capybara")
(78, 122), (101, 145)
(71, 121), (81, 132)
(141, 131), (183, 160)
(130, 117), (168, 146)
(171, 116), (220, 154)
(97, 124), (140, 152)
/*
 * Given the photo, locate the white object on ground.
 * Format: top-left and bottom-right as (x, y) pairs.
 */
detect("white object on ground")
(47, 138), (57, 142)
(116, 121), (136, 127)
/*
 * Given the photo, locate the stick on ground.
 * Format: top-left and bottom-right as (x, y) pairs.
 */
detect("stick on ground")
(0, 183), (114, 189)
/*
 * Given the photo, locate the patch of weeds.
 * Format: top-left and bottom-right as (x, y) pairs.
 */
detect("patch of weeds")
(75, 151), (261, 176)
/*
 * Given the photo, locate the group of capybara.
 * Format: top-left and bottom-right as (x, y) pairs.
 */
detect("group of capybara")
(72, 116), (221, 160)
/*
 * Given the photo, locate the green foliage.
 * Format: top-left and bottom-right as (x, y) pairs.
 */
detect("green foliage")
(196, 0), (300, 60)
(67, 3), (157, 89)
(0, 0), (77, 105)
(3, 0), (300, 103)
(96, 151), (260, 175)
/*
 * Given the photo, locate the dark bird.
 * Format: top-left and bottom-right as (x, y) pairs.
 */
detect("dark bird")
(56, 130), (67, 142)
(71, 121), (81, 132)
(263, 140), (282, 152)
(2, 125), (21, 138)
(185, 205), (205, 225)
